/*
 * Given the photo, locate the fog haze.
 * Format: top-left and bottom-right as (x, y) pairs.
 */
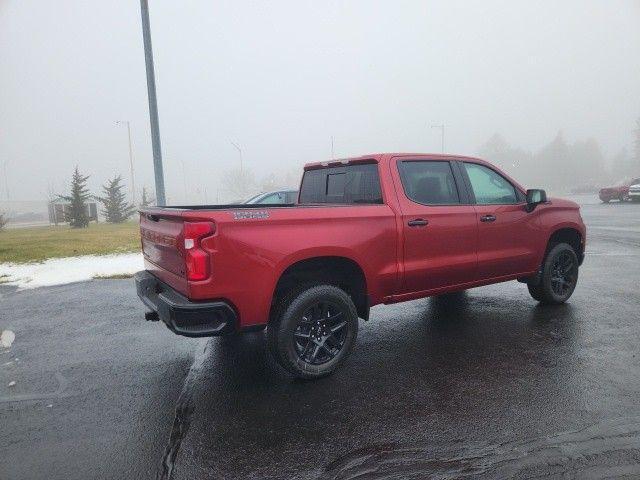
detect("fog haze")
(1, 0), (639, 203)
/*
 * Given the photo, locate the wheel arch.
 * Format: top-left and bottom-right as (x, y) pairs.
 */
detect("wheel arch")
(270, 255), (369, 322)
(546, 226), (584, 264)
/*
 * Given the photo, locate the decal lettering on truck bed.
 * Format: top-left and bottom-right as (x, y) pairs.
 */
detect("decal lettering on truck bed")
(232, 210), (270, 220)
(140, 228), (177, 247)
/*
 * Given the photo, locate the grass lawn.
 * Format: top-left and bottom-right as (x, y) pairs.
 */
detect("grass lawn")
(0, 222), (140, 263)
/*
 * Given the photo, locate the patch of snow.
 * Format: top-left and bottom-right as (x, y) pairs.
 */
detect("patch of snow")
(0, 253), (144, 289)
(1, 330), (15, 348)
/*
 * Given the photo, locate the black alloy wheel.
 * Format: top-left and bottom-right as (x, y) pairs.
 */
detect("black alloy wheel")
(527, 242), (579, 304)
(293, 301), (349, 366)
(267, 284), (359, 379)
(550, 250), (578, 297)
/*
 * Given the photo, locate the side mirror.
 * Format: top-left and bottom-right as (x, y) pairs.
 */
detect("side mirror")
(526, 189), (547, 212)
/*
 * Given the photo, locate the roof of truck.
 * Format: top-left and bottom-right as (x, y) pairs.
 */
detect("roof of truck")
(303, 153), (488, 170)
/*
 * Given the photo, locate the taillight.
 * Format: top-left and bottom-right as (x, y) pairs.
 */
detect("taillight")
(183, 221), (215, 281)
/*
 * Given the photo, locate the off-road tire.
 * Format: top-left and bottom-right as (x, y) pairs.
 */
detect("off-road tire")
(267, 284), (358, 379)
(527, 283), (544, 301)
(528, 243), (579, 305)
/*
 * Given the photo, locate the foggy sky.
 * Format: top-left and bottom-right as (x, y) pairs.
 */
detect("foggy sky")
(1, 0), (639, 203)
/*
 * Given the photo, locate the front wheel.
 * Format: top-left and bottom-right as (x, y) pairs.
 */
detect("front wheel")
(267, 284), (358, 379)
(528, 243), (579, 304)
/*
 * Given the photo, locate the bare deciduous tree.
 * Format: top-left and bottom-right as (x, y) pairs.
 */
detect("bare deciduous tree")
(221, 168), (256, 203)
(259, 167), (302, 193)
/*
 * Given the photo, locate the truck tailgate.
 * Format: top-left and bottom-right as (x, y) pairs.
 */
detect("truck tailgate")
(139, 211), (187, 287)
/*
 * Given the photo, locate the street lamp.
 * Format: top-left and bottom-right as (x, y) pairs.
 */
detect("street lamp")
(230, 141), (243, 173)
(431, 124), (445, 153)
(116, 120), (136, 204)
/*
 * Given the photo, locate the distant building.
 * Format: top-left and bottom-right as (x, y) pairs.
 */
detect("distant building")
(48, 200), (98, 225)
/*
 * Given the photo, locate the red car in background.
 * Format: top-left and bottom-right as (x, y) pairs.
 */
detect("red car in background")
(599, 178), (640, 203)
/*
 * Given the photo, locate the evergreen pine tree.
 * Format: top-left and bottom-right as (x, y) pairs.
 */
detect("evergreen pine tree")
(97, 175), (135, 223)
(140, 186), (155, 207)
(58, 167), (91, 228)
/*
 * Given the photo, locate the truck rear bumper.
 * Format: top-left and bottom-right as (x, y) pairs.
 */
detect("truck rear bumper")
(134, 270), (237, 337)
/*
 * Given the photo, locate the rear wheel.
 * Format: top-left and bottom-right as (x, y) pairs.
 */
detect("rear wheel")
(528, 243), (579, 304)
(267, 284), (358, 379)
(527, 283), (544, 301)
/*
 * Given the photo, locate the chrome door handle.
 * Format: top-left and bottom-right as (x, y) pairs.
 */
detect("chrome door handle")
(480, 214), (496, 222)
(408, 218), (429, 227)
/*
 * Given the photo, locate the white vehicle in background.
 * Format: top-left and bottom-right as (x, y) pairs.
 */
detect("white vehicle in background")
(629, 182), (640, 203)
(243, 190), (298, 205)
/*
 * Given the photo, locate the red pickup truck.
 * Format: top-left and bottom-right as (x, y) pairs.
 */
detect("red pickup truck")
(135, 153), (586, 378)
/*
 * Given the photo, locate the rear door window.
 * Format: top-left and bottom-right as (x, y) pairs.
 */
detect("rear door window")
(299, 163), (383, 204)
(398, 161), (461, 205)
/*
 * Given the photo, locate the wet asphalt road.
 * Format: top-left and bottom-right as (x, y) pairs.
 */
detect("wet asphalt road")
(1, 196), (640, 479)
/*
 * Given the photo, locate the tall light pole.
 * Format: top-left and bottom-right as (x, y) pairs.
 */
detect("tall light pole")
(140, 0), (166, 205)
(230, 141), (243, 173)
(116, 120), (135, 204)
(431, 124), (445, 153)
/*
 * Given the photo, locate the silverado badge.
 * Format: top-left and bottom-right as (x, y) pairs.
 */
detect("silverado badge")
(232, 210), (270, 220)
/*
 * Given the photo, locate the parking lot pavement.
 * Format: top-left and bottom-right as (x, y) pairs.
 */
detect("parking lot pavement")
(0, 280), (197, 480)
(2, 196), (640, 479)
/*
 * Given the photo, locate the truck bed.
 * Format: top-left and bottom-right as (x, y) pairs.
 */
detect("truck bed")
(145, 203), (297, 210)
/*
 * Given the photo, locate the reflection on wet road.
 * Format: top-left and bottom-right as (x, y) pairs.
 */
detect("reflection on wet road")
(326, 417), (640, 479)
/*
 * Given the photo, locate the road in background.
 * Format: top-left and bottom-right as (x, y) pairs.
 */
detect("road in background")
(1, 196), (639, 479)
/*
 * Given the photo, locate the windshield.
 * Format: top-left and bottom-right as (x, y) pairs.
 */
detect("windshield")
(243, 193), (264, 204)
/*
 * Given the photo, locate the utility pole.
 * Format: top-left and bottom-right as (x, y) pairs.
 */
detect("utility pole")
(331, 136), (335, 159)
(140, 0), (166, 205)
(116, 120), (136, 204)
(230, 141), (243, 173)
(431, 124), (445, 153)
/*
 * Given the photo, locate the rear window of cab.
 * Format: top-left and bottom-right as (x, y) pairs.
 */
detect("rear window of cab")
(299, 163), (383, 204)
